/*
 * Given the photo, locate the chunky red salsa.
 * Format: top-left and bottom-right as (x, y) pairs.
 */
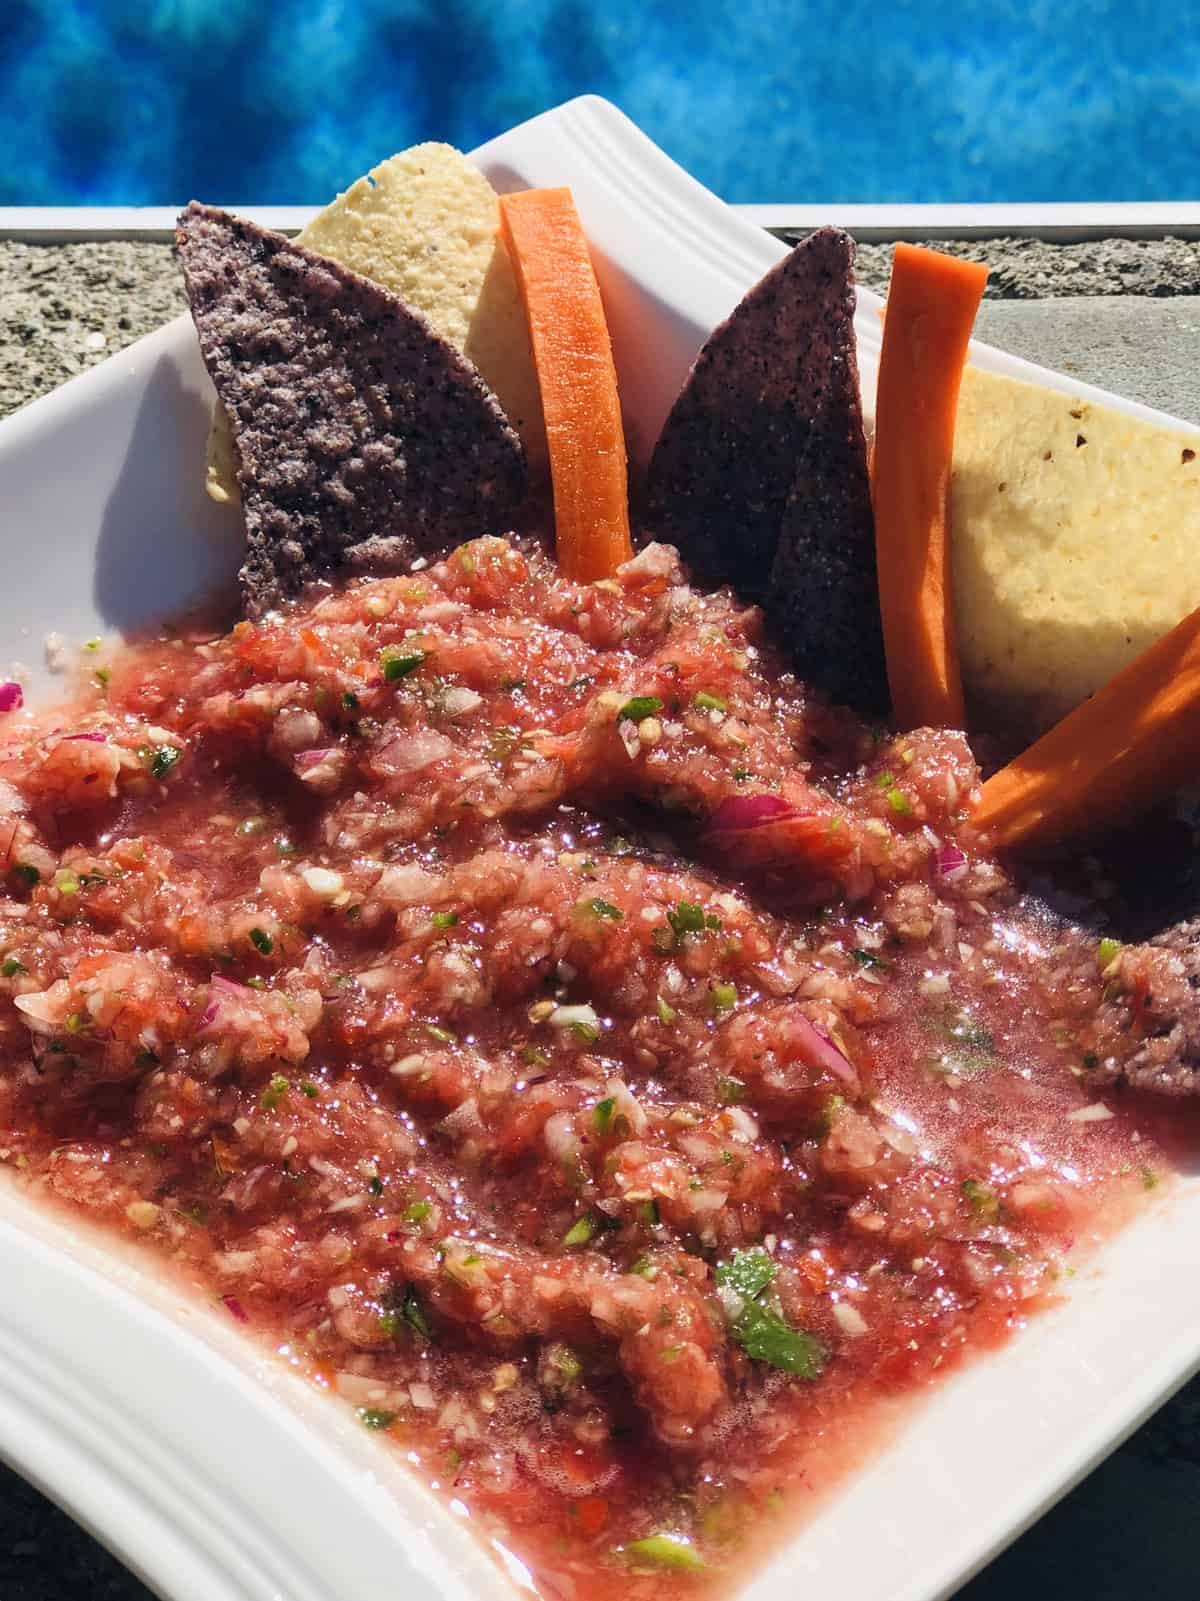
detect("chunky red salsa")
(0, 537), (1175, 1597)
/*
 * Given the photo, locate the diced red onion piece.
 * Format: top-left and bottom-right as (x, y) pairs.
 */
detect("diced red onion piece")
(295, 747), (336, 769)
(200, 974), (251, 1029)
(935, 844), (969, 882)
(708, 794), (799, 833)
(62, 731), (108, 744)
(222, 1294), (249, 1323)
(794, 1012), (858, 1088)
(0, 682), (22, 713)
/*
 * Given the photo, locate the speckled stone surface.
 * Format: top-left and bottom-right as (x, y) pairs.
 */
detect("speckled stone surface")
(2, 234), (1200, 1600)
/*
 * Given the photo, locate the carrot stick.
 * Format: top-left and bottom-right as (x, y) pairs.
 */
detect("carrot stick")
(871, 244), (988, 730)
(972, 603), (1200, 851)
(498, 188), (632, 582)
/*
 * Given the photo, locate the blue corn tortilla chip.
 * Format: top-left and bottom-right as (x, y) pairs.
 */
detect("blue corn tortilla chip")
(645, 227), (885, 715)
(176, 202), (527, 616)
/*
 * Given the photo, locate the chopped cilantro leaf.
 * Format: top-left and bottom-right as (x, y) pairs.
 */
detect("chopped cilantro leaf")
(694, 691), (727, 713)
(716, 1247), (776, 1301)
(716, 1248), (826, 1378)
(248, 926), (274, 955)
(667, 901), (706, 939)
(432, 910), (458, 929)
(1, 958), (27, 978)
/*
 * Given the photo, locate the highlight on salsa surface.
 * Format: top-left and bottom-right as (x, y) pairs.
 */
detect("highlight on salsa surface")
(3, 140), (1200, 1601)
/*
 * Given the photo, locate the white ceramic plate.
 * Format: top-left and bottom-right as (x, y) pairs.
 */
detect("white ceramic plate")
(0, 93), (1198, 1601)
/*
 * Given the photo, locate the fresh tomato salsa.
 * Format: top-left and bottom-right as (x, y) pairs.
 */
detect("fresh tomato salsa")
(0, 537), (1174, 1597)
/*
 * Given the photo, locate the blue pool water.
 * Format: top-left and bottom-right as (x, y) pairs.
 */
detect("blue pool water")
(1, 0), (1196, 205)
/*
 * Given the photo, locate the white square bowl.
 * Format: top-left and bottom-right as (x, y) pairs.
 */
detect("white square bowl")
(1, 93), (1198, 1601)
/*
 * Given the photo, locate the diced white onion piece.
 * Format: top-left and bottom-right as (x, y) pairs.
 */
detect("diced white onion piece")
(833, 1301), (869, 1338)
(1066, 1102), (1115, 1123)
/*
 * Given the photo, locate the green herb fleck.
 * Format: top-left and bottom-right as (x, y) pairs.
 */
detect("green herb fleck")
(424, 1022), (457, 1045)
(717, 1075), (745, 1105)
(520, 1045), (551, 1068)
(93, 666), (111, 688)
(694, 691), (727, 713)
(592, 1097), (616, 1135)
(656, 995), (677, 1025)
(641, 1199), (660, 1227)
(341, 690), (360, 711)
(544, 1342), (583, 1389)
(617, 695), (663, 723)
(260, 1074), (289, 1112)
(248, 926), (274, 956)
(667, 901), (706, 939)
(358, 1408), (396, 1431)
(563, 1212), (604, 1248)
(367, 1175), (384, 1197)
(886, 786), (913, 816)
(402, 1200), (432, 1224)
(1097, 936), (1123, 970)
(301, 1080), (319, 1098)
(623, 1533), (706, 1572)
(710, 981), (737, 1015)
(849, 947), (889, 971)
(381, 648), (428, 682)
(402, 1286), (433, 1340)
(583, 896), (623, 922)
(1, 958), (27, 978)
(53, 869), (80, 896)
(432, 910), (459, 929)
(961, 1178), (1001, 1222)
(245, 975), (266, 990)
(13, 864), (39, 888)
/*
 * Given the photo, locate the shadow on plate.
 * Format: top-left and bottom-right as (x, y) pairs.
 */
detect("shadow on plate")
(93, 354), (243, 636)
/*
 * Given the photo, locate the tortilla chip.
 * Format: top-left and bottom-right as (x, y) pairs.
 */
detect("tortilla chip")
(952, 366), (1200, 734)
(646, 227), (883, 712)
(177, 202), (526, 617)
(206, 143), (544, 503)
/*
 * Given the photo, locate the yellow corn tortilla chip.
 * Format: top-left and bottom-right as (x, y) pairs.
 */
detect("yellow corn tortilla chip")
(206, 142), (544, 503)
(950, 365), (1200, 734)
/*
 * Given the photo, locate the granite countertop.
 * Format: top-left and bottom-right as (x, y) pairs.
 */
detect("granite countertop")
(2, 234), (1199, 1600)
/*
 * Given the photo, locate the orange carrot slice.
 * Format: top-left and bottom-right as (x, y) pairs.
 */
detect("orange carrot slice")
(499, 188), (632, 582)
(973, 602), (1200, 851)
(872, 244), (988, 730)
